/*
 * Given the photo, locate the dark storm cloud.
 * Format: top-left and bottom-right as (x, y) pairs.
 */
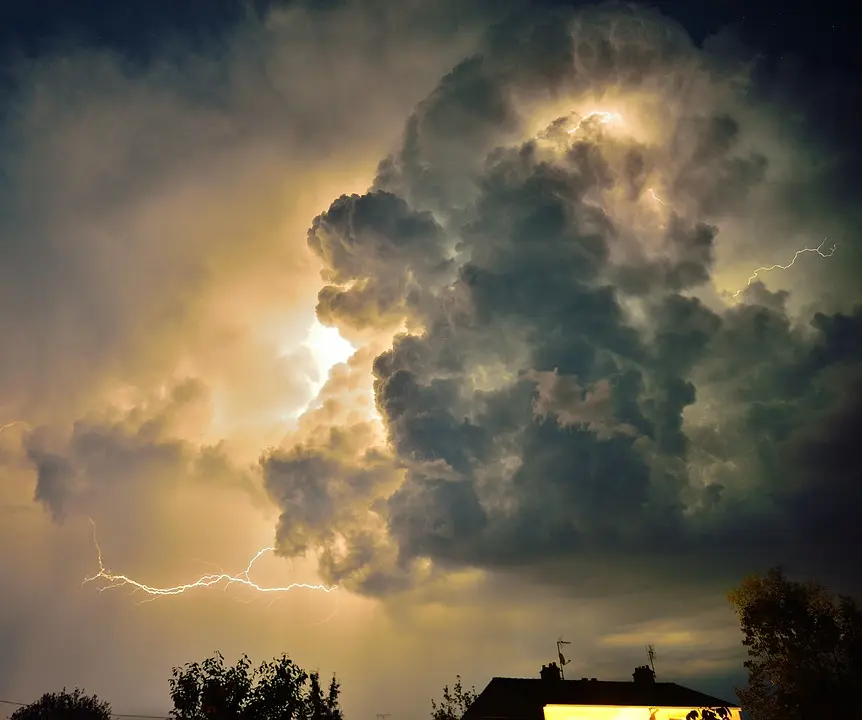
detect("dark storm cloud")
(263, 2), (862, 596)
(260, 421), (415, 595)
(308, 191), (454, 331)
(528, 372), (638, 439)
(669, 114), (769, 216)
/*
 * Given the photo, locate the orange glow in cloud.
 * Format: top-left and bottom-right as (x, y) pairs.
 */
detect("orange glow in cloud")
(568, 110), (622, 134)
(302, 320), (357, 393)
(275, 319), (358, 424)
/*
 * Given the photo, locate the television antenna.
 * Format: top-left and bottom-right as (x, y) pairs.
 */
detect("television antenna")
(646, 644), (657, 678)
(556, 638), (572, 680)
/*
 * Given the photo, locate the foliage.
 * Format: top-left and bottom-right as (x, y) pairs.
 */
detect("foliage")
(431, 675), (478, 720)
(728, 566), (862, 720)
(169, 651), (342, 720)
(685, 709), (731, 720)
(9, 688), (112, 720)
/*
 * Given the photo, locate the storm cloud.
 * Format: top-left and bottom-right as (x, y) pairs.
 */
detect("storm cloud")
(275, 2), (862, 595)
(1, 0), (860, 716)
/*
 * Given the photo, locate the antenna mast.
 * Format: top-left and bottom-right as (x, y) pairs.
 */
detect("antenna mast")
(646, 645), (657, 679)
(556, 638), (572, 680)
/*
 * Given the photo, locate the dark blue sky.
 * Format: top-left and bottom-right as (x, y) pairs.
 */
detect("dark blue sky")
(0, 0), (264, 59)
(2, 0), (858, 162)
(0, 0), (856, 69)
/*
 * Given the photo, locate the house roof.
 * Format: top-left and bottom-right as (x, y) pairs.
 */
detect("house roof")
(462, 678), (739, 720)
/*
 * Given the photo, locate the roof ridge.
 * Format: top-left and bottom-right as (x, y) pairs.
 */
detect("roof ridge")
(491, 677), (679, 684)
(478, 676), (739, 709)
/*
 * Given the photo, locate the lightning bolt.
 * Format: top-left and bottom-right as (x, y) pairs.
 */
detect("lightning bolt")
(308, 591), (342, 626)
(733, 238), (837, 298)
(568, 111), (621, 134)
(0, 421), (26, 435)
(84, 519), (338, 604)
(647, 188), (667, 205)
(559, 113), (835, 305)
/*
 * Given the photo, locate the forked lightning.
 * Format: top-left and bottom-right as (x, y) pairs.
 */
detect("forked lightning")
(84, 519), (337, 603)
(733, 238), (836, 298)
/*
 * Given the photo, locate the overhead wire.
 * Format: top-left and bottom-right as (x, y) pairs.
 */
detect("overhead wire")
(0, 698), (168, 719)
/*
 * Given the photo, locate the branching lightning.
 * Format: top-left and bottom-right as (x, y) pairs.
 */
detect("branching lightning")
(84, 519), (338, 604)
(545, 108), (836, 306)
(636, 186), (835, 301)
(733, 238), (837, 298)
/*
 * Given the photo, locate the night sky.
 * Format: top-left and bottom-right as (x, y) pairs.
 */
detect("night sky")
(0, 0), (860, 718)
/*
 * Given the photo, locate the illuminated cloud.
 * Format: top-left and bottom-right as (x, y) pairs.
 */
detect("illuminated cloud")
(0, 0), (491, 712)
(269, 2), (862, 597)
(0, 0), (860, 717)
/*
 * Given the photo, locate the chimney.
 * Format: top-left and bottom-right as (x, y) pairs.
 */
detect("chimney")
(540, 663), (562, 681)
(632, 665), (656, 684)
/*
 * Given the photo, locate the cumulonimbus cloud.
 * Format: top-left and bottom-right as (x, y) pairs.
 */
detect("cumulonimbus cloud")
(8, 1), (860, 603)
(267, 2), (862, 595)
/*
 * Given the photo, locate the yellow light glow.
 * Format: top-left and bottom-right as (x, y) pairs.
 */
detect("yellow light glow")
(544, 704), (741, 720)
(303, 320), (356, 389)
(569, 110), (623, 134)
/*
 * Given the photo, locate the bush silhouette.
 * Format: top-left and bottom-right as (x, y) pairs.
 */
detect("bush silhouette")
(10, 688), (112, 720)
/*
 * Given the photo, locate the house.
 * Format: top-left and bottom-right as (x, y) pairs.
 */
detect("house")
(462, 663), (742, 720)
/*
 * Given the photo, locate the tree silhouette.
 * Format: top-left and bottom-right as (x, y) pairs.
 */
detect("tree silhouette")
(728, 567), (862, 719)
(169, 651), (342, 720)
(9, 688), (112, 720)
(431, 675), (477, 720)
(684, 709), (732, 720)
